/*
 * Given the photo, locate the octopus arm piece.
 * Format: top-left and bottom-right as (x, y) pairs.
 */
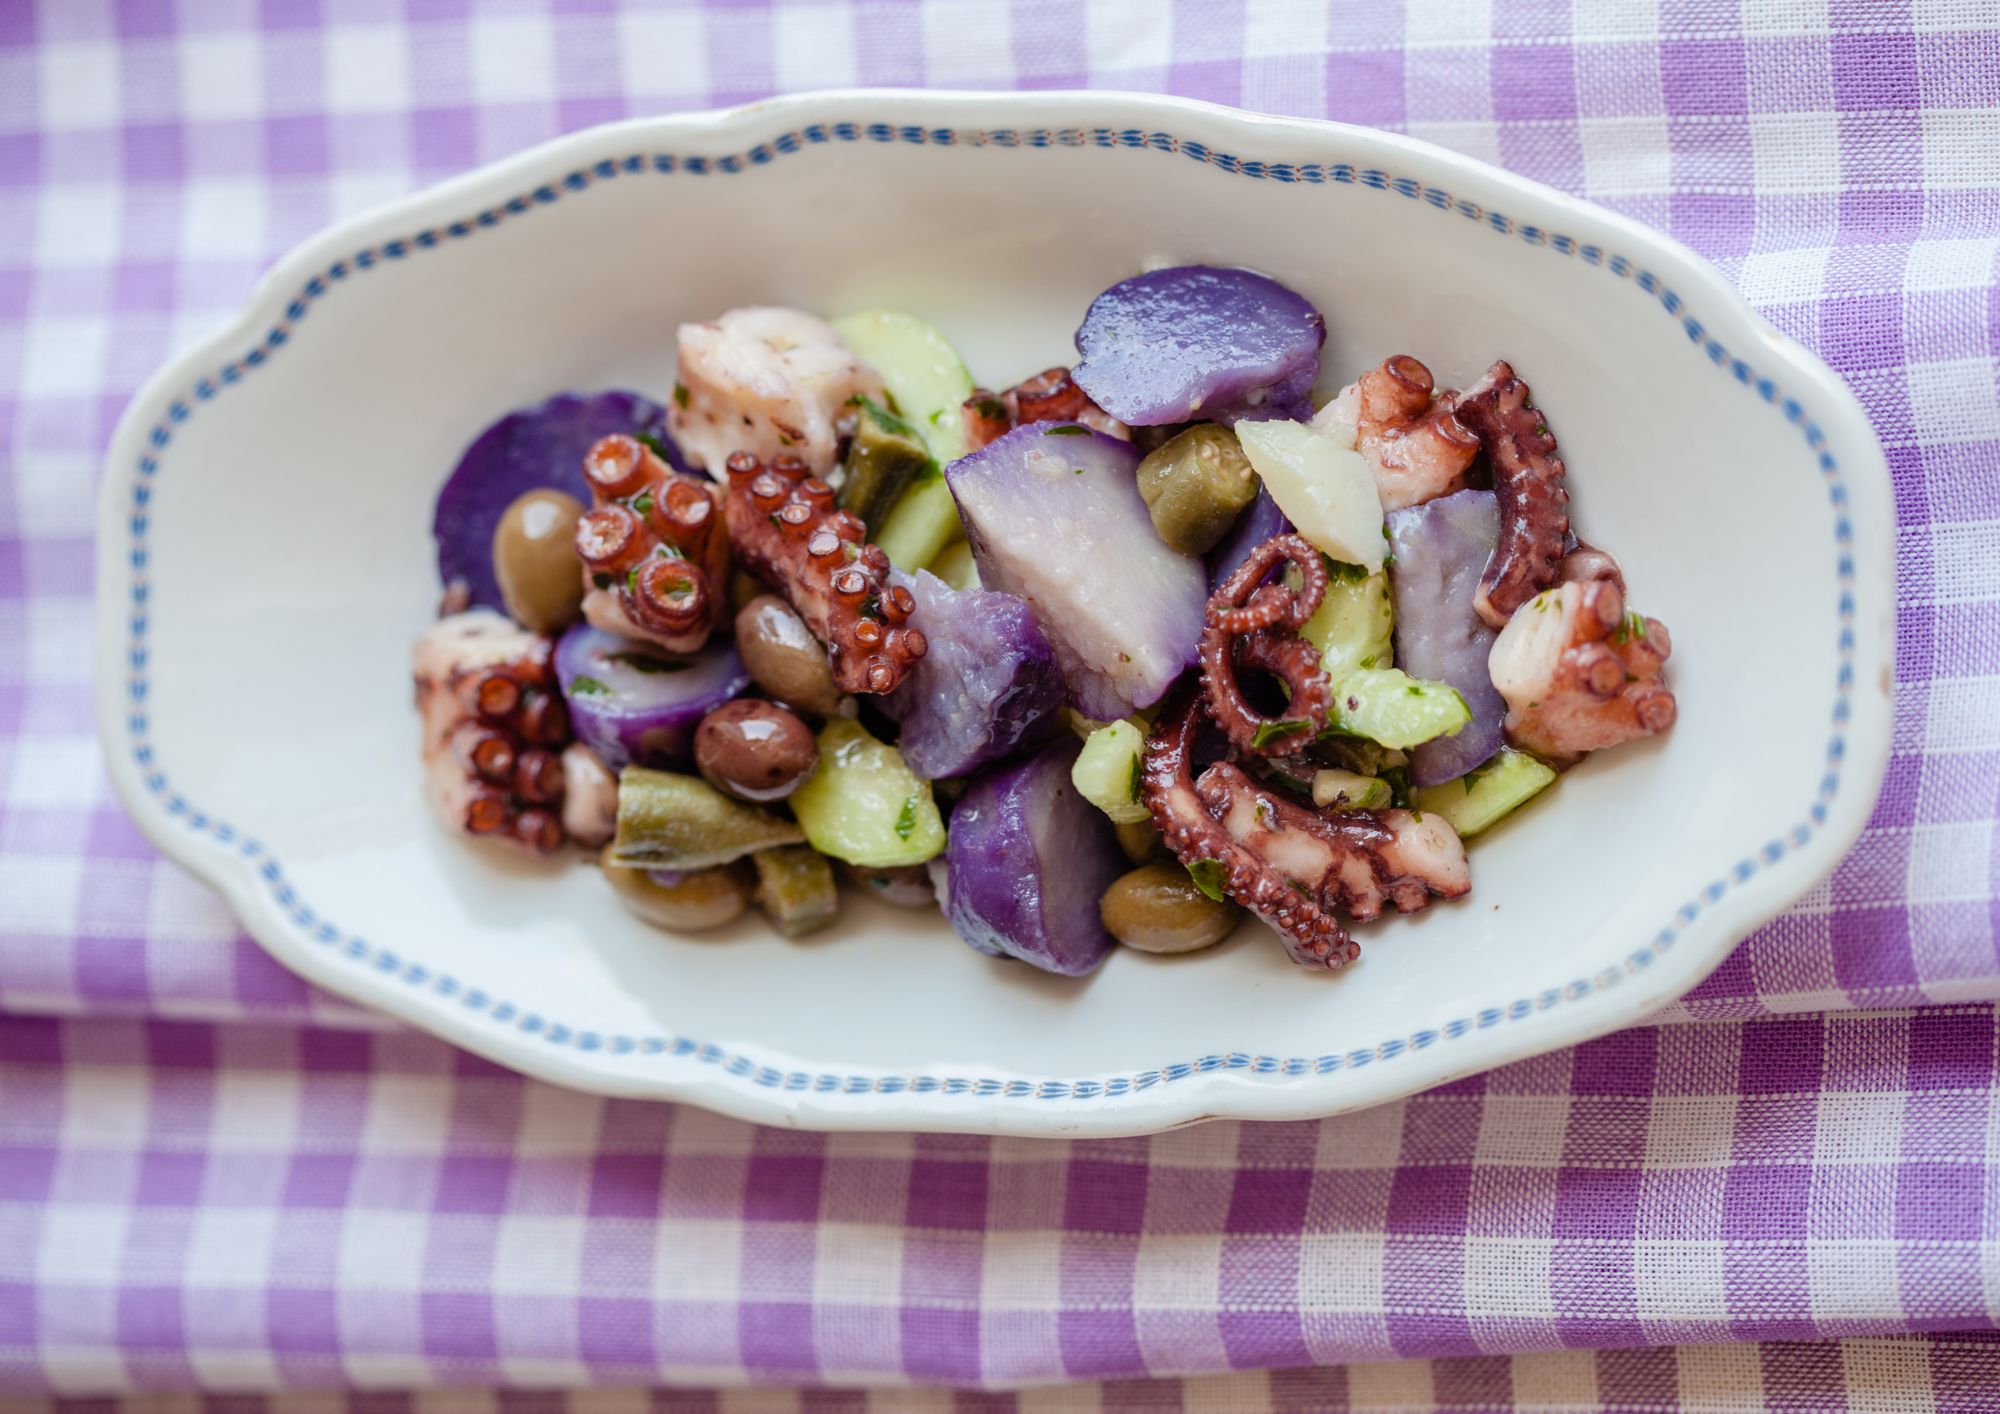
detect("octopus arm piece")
(1487, 579), (1676, 760)
(960, 367), (1129, 451)
(1456, 360), (1571, 629)
(721, 452), (927, 695)
(1198, 533), (1334, 756)
(573, 434), (732, 655)
(411, 610), (570, 854)
(1142, 689), (1359, 970)
(667, 306), (883, 477)
(1317, 354), (1480, 513)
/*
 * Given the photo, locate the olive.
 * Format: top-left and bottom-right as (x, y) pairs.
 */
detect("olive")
(1135, 424), (1258, 556)
(753, 845), (842, 937)
(1099, 862), (1240, 955)
(1113, 816), (1169, 865)
(601, 849), (753, 932)
(493, 489), (586, 633)
(734, 594), (843, 716)
(839, 860), (938, 909)
(694, 699), (818, 802)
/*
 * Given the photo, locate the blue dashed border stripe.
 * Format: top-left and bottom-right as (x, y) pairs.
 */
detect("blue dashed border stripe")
(121, 122), (1856, 1102)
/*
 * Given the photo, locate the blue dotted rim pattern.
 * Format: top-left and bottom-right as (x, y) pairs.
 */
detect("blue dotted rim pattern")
(121, 121), (1857, 1103)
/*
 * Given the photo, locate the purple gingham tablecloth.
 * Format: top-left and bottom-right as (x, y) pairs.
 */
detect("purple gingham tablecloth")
(3, 0), (2000, 1406)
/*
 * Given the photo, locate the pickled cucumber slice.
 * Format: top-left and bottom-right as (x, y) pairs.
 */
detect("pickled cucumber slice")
(1311, 769), (1391, 811)
(1325, 667), (1470, 750)
(609, 767), (804, 870)
(875, 476), (963, 572)
(1071, 718), (1150, 825)
(1303, 561), (1394, 680)
(751, 845), (842, 937)
(789, 718), (945, 866)
(1408, 748), (1557, 838)
(831, 310), (974, 463)
(838, 397), (935, 529)
(927, 537), (981, 590)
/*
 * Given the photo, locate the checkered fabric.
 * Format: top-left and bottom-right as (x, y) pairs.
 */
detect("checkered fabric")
(3, 0), (1999, 1406)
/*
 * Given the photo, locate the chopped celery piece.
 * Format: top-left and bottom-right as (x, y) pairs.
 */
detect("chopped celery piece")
(1303, 563), (1394, 680)
(875, 476), (962, 572)
(1409, 748), (1557, 837)
(1311, 769), (1391, 811)
(1326, 667), (1470, 750)
(1071, 719), (1150, 824)
(830, 310), (974, 463)
(788, 719), (945, 867)
(926, 537), (980, 590)
(751, 845), (842, 937)
(610, 768), (803, 870)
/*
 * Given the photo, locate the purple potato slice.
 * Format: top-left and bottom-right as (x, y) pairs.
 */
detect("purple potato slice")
(1072, 266), (1326, 426)
(1206, 485), (1294, 595)
(554, 624), (749, 770)
(1386, 489), (1508, 785)
(947, 423), (1207, 721)
(935, 737), (1123, 976)
(881, 569), (1065, 779)
(434, 391), (678, 611)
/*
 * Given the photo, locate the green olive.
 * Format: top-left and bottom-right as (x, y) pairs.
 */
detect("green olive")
(601, 848), (752, 932)
(734, 594), (844, 716)
(493, 489), (586, 633)
(1135, 424), (1258, 556)
(752, 845), (842, 937)
(1099, 862), (1240, 955)
(1113, 817), (1169, 865)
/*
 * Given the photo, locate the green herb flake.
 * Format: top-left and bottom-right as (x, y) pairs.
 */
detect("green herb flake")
(894, 796), (918, 841)
(631, 490), (655, 517)
(1613, 610), (1648, 644)
(607, 651), (689, 675)
(1287, 879), (1311, 898)
(569, 676), (610, 697)
(1323, 555), (1369, 584)
(1072, 466), (1087, 475)
(1043, 424), (1089, 437)
(1358, 655), (1378, 670)
(1406, 684), (1423, 696)
(626, 565), (641, 596)
(673, 382), (690, 410)
(975, 397), (1008, 420)
(636, 431), (672, 462)
(928, 409), (943, 426)
(1128, 753), (1144, 804)
(1250, 718), (1312, 751)
(1186, 859), (1228, 902)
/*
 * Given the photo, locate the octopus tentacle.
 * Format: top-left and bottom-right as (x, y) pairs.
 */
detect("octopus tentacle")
(1142, 689), (1360, 970)
(1199, 534), (1333, 755)
(1317, 354), (1481, 512)
(413, 611), (572, 855)
(960, 366), (1130, 450)
(722, 452), (928, 695)
(574, 434), (732, 655)
(1457, 360), (1571, 629)
(1487, 579), (1676, 760)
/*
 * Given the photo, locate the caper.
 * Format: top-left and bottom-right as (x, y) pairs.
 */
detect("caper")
(1113, 816), (1169, 865)
(734, 595), (843, 716)
(493, 489), (586, 633)
(752, 845), (842, 937)
(1099, 862), (1240, 955)
(695, 699), (818, 803)
(1135, 424), (1258, 556)
(601, 848), (752, 932)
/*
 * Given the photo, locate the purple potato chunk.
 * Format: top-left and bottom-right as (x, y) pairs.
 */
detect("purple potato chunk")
(434, 391), (679, 610)
(1387, 489), (1508, 786)
(1206, 486), (1294, 595)
(881, 569), (1065, 779)
(1072, 266), (1326, 427)
(935, 737), (1123, 976)
(555, 624), (749, 770)
(947, 423), (1207, 721)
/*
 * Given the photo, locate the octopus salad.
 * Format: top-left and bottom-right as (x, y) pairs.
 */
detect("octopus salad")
(416, 266), (1677, 975)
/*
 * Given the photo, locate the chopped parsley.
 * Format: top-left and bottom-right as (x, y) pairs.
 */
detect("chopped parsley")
(569, 676), (610, 697)
(894, 796), (918, 841)
(1323, 555), (1370, 583)
(607, 651), (689, 674)
(1186, 859), (1228, 902)
(631, 489), (655, 517)
(1128, 753), (1144, 804)
(672, 382), (689, 409)
(636, 431), (673, 462)
(1250, 718), (1312, 751)
(1612, 610), (1648, 644)
(1043, 424), (1089, 437)
(974, 397), (1008, 421)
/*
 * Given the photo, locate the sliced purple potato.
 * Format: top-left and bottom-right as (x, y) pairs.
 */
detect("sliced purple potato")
(434, 391), (677, 611)
(554, 624), (749, 770)
(1206, 486), (1293, 595)
(935, 737), (1123, 976)
(1386, 488), (1508, 786)
(880, 569), (1065, 778)
(1072, 266), (1325, 426)
(947, 423), (1207, 721)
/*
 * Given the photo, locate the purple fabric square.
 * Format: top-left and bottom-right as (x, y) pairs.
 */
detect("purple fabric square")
(1064, 1159), (1147, 1235)
(267, 1288), (340, 1356)
(1662, 39), (1748, 114)
(901, 1306), (978, 1381)
(420, 1291), (499, 1363)
(1834, 31), (1918, 110)
(1058, 1307), (1145, 1380)
(1492, 44), (1576, 122)
(743, 1150), (823, 1224)
(587, 1153), (662, 1218)
(1324, 49), (1405, 126)
(1387, 1165), (1473, 1237)
(433, 1155), (513, 1214)
(578, 1295), (652, 1372)
(738, 1303), (815, 1372)
(906, 1159), (989, 1232)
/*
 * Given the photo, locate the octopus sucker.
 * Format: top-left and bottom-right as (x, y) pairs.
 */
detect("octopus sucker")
(722, 451), (927, 696)
(1456, 360), (1571, 630)
(413, 610), (572, 855)
(1487, 579), (1676, 760)
(1198, 533), (1333, 756)
(961, 366), (1129, 450)
(1317, 354), (1481, 513)
(574, 433), (731, 655)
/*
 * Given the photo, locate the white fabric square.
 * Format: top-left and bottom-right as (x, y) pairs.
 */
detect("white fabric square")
(178, 180), (271, 263)
(1750, 111), (1843, 194)
(773, 3), (859, 91)
(924, 0), (1016, 85)
(1924, 676), (2000, 753)
(336, 1210), (430, 1290)
(489, 1214), (586, 1295)
(1924, 110), (2000, 188)
(1904, 238), (2000, 292)
(183, 1207), (279, 1289)
(1812, 1091), (1907, 1164)
(1677, 1340), (1770, 1406)
(652, 1217), (745, 1301)
(357, 1076), (455, 1152)
(32, 184), (122, 271)
(1920, 519), (2000, 604)
(1909, 821), (2000, 904)
(1311, 1101), (1404, 1172)
(174, 31), (263, 122)
(615, 10), (708, 99)
(469, 16), (556, 104)
(1463, 1237), (1556, 1319)
(1809, 1239), (1904, 1323)
(1132, 1233), (1223, 1310)
(1084, 0), (1171, 70)
(1570, 0), (1661, 39)
(38, 42), (121, 131)
(20, 319), (108, 400)
(1296, 1231), (1387, 1313)
(1243, 0), (1325, 58)
(323, 25), (413, 114)
(37, 1202), (131, 1284)
(1580, 116), (1674, 198)
(1734, 246), (1834, 305)
(1475, 1094), (1573, 1168)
